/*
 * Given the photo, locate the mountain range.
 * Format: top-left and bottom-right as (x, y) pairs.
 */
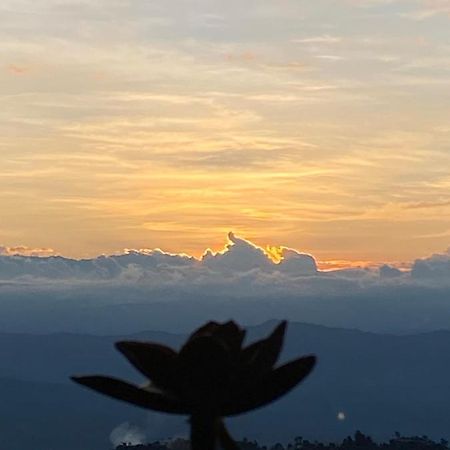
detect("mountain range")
(0, 321), (449, 450)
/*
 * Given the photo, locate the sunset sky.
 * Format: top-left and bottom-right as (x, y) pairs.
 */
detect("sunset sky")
(1, 0), (450, 261)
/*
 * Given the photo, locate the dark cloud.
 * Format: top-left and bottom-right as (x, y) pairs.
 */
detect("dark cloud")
(160, 147), (308, 170)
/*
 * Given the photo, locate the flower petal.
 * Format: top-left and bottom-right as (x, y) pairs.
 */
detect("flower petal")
(188, 321), (220, 341)
(71, 375), (189, 414)
(213, 321), (246, 353)
(178, 335), (232, 407)
(221, 355), (316, 416)
(241, 321), (287, 372)
(115, 341), (178, 391)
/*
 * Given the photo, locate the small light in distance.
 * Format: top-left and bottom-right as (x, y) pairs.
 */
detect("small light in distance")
(337, 411), (346, 421)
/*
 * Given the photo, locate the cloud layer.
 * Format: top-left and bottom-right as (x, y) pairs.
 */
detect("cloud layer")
(0, 232), (319, 280)
(1, 233), (449, 335)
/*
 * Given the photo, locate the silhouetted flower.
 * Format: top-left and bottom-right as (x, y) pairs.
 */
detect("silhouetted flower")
(72, 320), (316, 450)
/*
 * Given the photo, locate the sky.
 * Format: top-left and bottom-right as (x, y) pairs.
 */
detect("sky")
(1, 0), (450, 262)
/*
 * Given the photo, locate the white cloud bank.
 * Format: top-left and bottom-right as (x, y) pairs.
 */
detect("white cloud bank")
(0, 233), (449, 335)
(1, 231), (448, 283)
(0, 232), (319, 281)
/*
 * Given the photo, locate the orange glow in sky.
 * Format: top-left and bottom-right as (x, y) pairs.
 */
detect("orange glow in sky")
(1, 1), (450, 262)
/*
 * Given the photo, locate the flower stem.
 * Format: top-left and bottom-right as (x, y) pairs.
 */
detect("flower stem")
(190, 413), (218, 450)
(217, 420), (240, 450)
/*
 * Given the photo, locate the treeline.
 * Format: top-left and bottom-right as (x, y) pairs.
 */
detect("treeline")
(116, 431), (449, 450)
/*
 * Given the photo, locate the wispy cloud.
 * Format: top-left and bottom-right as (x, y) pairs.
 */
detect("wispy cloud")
(0, 245), (56, 257)
(5, 64), (28, 75)
(0, 0), (449, 261)
(402, 0), (450, 20)
(292, 35), (342, 44)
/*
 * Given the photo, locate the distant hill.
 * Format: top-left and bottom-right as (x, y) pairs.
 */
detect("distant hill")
(0, 322), (449, 450)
